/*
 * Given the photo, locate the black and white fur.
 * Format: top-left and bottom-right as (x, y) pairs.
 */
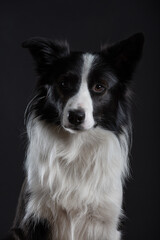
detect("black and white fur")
(4, 33), (144, 240)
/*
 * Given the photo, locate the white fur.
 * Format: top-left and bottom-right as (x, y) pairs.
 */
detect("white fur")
(23, 53), (129, 239)
(24, 115), (129, 240)
(63, 53), (95, 132)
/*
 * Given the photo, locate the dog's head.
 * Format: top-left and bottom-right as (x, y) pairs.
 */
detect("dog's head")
(23, 33), (144, 133)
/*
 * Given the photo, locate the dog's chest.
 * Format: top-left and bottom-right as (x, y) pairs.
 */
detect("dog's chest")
(38, 136), (108, 209)
(26, 125), (124, 221)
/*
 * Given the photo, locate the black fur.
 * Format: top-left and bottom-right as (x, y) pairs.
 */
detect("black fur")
(24, 33), (144, 134)
(3, 220), (51, 240)
(3, 33), (144, 239)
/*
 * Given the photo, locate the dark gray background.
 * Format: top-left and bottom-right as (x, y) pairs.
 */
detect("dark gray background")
(0, 0), (159, 239)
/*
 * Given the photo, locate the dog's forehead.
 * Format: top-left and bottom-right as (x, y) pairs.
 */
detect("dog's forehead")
(67, 52), (99, 82)
(81, 53), (96, 81)
(51, 52), (103, 85)
(66, 51), (96, 66)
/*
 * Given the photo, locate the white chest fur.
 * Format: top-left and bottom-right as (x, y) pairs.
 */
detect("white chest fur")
(24, 120), (129, 239)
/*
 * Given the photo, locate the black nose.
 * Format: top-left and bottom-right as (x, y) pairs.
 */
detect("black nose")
(68, 109), (85, 125)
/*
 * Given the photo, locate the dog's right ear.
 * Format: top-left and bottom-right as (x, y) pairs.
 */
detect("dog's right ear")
(22, 37), (70, 75)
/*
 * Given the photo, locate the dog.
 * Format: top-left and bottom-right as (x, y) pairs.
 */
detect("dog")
(4, 33), (144, 240)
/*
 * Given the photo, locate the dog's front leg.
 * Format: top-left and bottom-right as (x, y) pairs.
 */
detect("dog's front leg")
(73, 207), (121, 240)
(78, 220), (121, 240)
(2, 219), (51, 240)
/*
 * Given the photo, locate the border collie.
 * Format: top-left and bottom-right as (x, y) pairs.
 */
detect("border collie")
(4, 33), (144, 240)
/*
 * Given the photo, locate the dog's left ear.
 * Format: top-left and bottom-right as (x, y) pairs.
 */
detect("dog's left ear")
(22, 37), (70, 75)
(101, 33), (144, 81)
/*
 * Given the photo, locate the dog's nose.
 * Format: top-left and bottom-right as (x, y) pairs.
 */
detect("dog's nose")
(68, 109), (85, 125)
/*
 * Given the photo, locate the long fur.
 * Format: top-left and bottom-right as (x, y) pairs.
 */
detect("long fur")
(3, 33), (144, 240)
(23, 117), (129, 239)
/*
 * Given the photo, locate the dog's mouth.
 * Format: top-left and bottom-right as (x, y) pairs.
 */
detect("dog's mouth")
(63, 124), (85, 133)
(63, 123), (98, 134)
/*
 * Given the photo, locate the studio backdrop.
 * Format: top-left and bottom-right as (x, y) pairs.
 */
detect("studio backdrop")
(0, 1), (159, 239)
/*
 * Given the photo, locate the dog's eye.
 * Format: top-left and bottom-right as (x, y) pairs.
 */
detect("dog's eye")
(92, 84), (106, 93)
(59, 81), (68, 89)
(58, 80), (73, 91)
